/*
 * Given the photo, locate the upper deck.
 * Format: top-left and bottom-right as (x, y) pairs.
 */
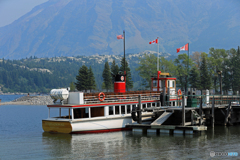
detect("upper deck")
(48, 91), (161, 108)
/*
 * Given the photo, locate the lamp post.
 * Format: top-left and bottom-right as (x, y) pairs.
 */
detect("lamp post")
(217, 70), (222, 95)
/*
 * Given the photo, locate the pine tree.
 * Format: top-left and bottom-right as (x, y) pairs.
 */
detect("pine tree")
(75, 65), (89, 92)
(119, 57), (133, 91)
(102, 61), (112, 91)
(88, 66), (97, 92)
(70, 82), (75, 91)
(111, 59), (119, 82)
(200, 53), (211, 90)
(189, 65), (200, 89)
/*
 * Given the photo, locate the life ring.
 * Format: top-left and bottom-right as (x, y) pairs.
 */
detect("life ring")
(178, 89), (182, 96)
(98, 92), (105, 102)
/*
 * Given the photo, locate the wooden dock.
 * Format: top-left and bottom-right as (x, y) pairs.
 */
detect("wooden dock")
(127, 95), (240, 135)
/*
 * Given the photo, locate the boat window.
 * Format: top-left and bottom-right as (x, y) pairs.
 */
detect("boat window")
(143, 104), (146, 109)
(153, 80), (157, 87)
(121, 105), (125, 114)
(132, 105), (136, 109)
(152, 103), (155, 107)
(74, 108), (82, 119)
(109, 106), (113, 115)
(85, 108), (89, 118)
(50, 108), (72, 119)
(74, 108), (89, 119)
(115, 106), (119, 114)
(172, 81), (175, 88)
(147, 103), (151, 108)
(49, 108), (60, 118)
(127, 105), (131, 113)
(173, 101), (175, 106)
(91, 107), (104, 118)
(157, 102), (160, 107)
(168, 81), (170, 87)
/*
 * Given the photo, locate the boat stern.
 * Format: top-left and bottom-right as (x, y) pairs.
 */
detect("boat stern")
(42, 120), (72, 133)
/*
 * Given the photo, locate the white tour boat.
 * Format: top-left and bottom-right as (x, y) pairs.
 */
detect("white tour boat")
(42, 71), (181, 134)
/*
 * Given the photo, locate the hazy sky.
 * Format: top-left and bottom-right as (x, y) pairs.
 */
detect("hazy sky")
(0, 0), (48, 27)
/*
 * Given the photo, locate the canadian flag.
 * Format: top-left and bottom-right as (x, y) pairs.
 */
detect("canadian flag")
(176, 43), (188, 53)
(149, 39), (158, 44)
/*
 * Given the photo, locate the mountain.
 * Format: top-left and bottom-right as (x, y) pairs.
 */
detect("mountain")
(0, 0), (239, 59)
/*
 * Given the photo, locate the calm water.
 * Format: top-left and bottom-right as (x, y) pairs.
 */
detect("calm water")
(0, 95), (24, 102)
(0, 104), (240, 159)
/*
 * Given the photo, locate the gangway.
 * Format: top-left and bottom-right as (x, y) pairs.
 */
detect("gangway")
(151, 111), (173, 126)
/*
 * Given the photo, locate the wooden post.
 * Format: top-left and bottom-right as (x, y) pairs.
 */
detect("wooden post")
(182, 95), (185, 126)
(191, 110), (194, 125)
(138, 95), (142, 124)
(167, 87), (170, 106)
(163, 84), (166, 106)
(211, 97), (215, 128)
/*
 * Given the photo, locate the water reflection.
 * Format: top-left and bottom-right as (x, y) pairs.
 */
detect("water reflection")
(42, 126), (240, 159)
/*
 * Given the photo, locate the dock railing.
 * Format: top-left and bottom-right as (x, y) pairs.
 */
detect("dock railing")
(166, 94), (240, 108)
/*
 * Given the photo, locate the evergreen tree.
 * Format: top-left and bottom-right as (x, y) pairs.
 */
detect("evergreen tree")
(111, 59), (119, 82)
(119, 57), (133, 91)
(232, 47), (240, 94)
(174, 53), (194, 92)
(189, 65), (200, 89)
(75, 65), (89, 92)
(102, 61), (112, 91)
(70, 82), (75, 91)
(88, 66), (97, 92)
(200, 53), (211, 90)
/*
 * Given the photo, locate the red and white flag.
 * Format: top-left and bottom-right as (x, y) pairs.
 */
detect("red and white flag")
(176, 43), (188, 53)
(149, 39), (158, 44)
(117, 35), (124, 39)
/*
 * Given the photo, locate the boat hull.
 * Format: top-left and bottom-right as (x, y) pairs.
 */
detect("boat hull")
(42, 116), (133, 134)
(42, 120), (72, 133)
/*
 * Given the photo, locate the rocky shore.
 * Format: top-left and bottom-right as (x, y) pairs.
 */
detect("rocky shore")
(1, 96), (54, 105)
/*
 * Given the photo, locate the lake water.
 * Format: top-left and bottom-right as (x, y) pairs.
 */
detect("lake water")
(0, 97), (240, 159)
(0, 95), (24, 102)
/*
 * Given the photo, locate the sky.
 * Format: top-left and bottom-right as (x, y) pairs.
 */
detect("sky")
(0, 0), (48, 27)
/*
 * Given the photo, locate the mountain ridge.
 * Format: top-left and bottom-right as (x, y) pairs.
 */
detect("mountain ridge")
(0, 0), (239, 59)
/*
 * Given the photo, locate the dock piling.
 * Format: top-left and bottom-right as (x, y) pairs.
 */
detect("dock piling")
(137, 95), (142, 124)
(199, 97), (203, 126)
(211, 97), (215, 128)
(182, 95), (185, 126)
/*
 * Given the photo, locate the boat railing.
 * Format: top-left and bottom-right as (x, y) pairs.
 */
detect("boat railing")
(84, 93), (160, 104)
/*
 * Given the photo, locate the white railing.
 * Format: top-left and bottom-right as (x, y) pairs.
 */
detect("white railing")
(84, 93), (160, 104)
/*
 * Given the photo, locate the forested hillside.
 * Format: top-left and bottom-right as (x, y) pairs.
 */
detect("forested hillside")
(1, 47), (239, 94)
(0, 51), (169, 93)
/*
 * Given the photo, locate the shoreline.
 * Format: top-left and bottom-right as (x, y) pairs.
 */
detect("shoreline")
(0, 95), (53, 106)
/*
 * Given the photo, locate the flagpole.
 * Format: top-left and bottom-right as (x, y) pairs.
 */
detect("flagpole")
(123, 30), (126, 89)
(157, 37), (159, 71)
(187, 42), (189, 95)
(123, 30), (125, 73)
